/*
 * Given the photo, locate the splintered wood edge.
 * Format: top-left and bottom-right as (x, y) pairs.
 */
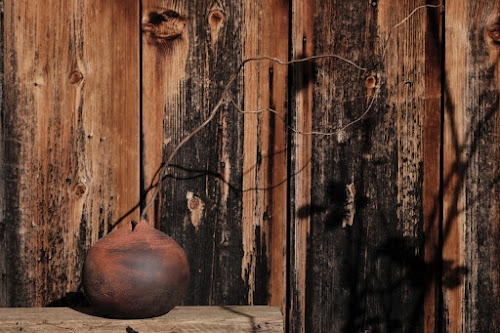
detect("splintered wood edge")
(0, 306), (283, 332)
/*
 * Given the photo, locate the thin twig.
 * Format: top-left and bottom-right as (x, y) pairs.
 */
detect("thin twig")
(382, 4), (443, 60)
(226, 85), (379, 136)
(391, 4), (443, 32)
(141, 99), (225, 219)
(139, 4), (443, 221)
(159, 156), (311, 193)
(239, 54), (368, 72)
(140, 55), (366, 220)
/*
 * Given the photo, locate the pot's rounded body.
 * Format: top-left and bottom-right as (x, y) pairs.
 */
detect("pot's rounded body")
(82, 220), (189, 319)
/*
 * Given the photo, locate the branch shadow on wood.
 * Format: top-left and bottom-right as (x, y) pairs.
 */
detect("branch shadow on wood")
(296, 181), (369, 230)
(110, 146), (293, 232)
(109, 162), (166, 230)
(142, 147), (305, 195)
(294, 52), (499, 332)
(220, 306), (259, 333)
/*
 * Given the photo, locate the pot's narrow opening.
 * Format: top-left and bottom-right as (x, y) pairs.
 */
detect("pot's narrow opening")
(131, 220), (138, 231)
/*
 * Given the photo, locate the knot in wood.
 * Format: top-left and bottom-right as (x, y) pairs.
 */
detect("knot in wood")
(69, 70), (83, 84)
(365, 75), (376, 89)
(209, 10), (224, 27)
(142, 10), (187, 48)
(189, 197), (201, 210)
(487, 24), (500, 44)
(74, 183), (87, 198)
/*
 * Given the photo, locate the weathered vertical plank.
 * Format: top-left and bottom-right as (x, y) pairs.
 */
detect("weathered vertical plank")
(242, 0), (288, 311)
(423, 1), (443, 332)
(1, 0), (139, 306)
(443, 1), (500, 332)
(289, 1), (437, 332)
(141, 0), (189, 228)
(142, 0), (248, 305)
(0, 0), (5, 306)
(143, 0), (289, 308)
(289, 0), (313, 331)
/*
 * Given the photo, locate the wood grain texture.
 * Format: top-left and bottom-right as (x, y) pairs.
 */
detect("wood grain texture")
(242, 0), (288, 311)
(141, 0), (189, 228)
(143, 0), (289, 309)
(288, 1), (436, 332)
(0, 0), (6, 306)
(142, 0), (248, 306)
(375, 1), (433, 332)
(443, 1), (500, 332)
(0, 2), (498, 333)
(1, 0), (139, 306)
(289, 0), (313, 332)
(0, 306), (283, 333)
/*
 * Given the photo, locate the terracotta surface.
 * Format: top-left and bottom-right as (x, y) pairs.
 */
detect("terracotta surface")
(82, 220), (189, 318)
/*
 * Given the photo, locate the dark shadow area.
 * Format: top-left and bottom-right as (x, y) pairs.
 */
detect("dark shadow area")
(46, 291), (89, 308)
(45, 291), (103, 317)
(45, 283), (96, 315)
(298, 175), (470, 333)
(294, 10), (500, 333)
(291, 52), (318, 94)
(297, 181), (369, 230)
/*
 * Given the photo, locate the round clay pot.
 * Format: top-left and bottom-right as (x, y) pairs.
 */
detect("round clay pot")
(82, 220), (189, 319)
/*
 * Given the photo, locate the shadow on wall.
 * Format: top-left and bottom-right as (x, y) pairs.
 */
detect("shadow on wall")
(45, 19), (499, 332)
(294, 33), (499, 332)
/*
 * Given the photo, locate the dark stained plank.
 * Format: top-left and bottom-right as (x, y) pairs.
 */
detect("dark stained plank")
(289, 1), (438, 332)
(141, 0), (289, 309)
(141, 0), (246, 306)
(423, 1), (443, 332)
(443, 2), (500, 332)
(1, 0), (139, 306)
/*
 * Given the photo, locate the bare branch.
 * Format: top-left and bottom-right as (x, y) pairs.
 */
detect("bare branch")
(139, 4), (444, 222)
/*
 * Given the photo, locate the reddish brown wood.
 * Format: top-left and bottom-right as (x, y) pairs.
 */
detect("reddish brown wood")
(141, 0), (250, 307)
(141, 0), (189, 228)
(443, 2), (500, 332)
(141, 0), (288, 309)
(242, 0), (289, 312)
(1, 0), (140, 306)
(289, 0), (313, 332)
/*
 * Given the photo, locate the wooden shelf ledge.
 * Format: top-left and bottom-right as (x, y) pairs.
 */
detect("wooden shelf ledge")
(0, 306), (283, 332)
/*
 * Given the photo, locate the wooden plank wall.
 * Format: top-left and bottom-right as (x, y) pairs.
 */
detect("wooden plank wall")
(0, 0), (139, 306)
(140, 0), (288, 308)
(443, 1), (500, 332)
(288, 0), (438, 331)
(0, 1), (499, 332)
